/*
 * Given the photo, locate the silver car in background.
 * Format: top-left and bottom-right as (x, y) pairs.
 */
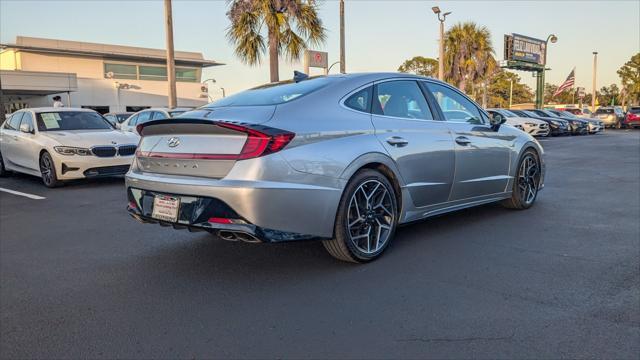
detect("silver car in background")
(126, 73), (545, 263)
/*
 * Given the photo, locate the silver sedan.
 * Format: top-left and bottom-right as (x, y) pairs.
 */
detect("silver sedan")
(126, 73), (545, 263)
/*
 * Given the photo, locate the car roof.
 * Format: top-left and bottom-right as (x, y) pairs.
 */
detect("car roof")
(140, 107), (193, 112)
(15, 107), (97, 113)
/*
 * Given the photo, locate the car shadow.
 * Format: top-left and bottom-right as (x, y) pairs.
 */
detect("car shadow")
(0, 171), (124, 189)
(135, 202), (511, 281)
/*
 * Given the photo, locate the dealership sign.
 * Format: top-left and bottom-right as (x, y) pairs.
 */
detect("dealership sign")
(504, 34), (547, 65)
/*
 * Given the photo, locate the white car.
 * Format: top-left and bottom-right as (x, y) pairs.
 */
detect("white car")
(487, 108), (550, 137)
(119, 107), (191, 134)
(0, 107), (139, 187)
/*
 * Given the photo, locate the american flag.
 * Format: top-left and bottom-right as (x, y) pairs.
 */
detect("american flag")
(553, 68), (576, 97)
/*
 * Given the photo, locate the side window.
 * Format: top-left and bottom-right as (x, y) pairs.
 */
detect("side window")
(7, 112), (24, 130)
(373, 81), (433, 120)
(150, 111), (167, 120)
(344, 87), (372, 113)
(20, 112), (34, 132)
(137, 111), (152, 124)
(426, 82), (483, 124)
(128, 114), (139, 126)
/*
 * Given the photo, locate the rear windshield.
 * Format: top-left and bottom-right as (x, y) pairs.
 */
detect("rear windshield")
(595, 108), (614, 114)
(36, 111), (112, 131)
(204, 77), (335, 107)
(628, 107), (640, 114)
(169, 111), (185, 117)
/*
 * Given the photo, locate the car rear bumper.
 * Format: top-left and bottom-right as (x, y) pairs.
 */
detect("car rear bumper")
(125, 170), (342, 239)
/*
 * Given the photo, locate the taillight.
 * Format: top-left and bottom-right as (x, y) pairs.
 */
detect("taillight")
(217, 122), (295, 160)
(136, 122), (295, 161)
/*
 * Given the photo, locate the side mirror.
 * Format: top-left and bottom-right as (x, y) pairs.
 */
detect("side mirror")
(19, 123), (34, 134)
(489, 112), (506, 130)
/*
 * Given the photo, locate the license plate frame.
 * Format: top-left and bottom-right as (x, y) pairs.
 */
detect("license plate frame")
(151, 195), (181, 222)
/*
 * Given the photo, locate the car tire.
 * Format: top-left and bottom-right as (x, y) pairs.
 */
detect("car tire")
(501, 149), (541, 210)
(0, 150), (10, 177)
(322, 169), (398, 263)
(39, 151), (62, 188)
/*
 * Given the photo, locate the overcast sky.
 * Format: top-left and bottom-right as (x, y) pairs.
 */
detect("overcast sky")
(1, 0), (638, 96)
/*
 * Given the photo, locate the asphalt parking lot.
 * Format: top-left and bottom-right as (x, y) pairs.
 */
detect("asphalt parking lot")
(1, 130), (638, 359)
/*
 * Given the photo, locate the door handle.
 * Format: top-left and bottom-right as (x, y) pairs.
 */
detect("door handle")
(455, 136), (471, 145)
(386, 136), (408, 147)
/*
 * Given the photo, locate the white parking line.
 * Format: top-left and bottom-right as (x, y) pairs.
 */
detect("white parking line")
(0, 187), (46, 200)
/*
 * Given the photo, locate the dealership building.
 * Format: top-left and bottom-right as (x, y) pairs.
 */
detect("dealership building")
(0, 36), (223, 114)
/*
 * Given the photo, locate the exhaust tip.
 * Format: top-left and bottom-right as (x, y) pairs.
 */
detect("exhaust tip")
(218, 230), (238, 241)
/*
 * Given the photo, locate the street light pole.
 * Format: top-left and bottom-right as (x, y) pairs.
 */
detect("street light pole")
(339, 0), (345, 74)
(536, 34), (557, 109)
(592, 51), (598, 112)
(431, 7), (451, 81)
(164, 0), (177, 108)
(509, 78), (513, 109)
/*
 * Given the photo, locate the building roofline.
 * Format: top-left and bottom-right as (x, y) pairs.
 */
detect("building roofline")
(0, 36), (224, 68)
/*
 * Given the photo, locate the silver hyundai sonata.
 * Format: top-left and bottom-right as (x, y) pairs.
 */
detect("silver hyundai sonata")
(126, 73), (545, 263)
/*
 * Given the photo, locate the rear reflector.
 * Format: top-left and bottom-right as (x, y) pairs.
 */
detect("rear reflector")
(208, 217), (246, 225)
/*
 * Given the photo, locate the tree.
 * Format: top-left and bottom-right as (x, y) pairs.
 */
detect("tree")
(397, 56), (438, 77)
(617, 53), (640, 105)
(599, 84), (620, 106)
(226, 0), (326, 83)
(443, 22), (495, 91)
(486, 69), (533, 108)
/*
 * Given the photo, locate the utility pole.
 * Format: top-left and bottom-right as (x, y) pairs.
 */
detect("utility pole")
(509, 79), (513, 109)
(0, 73), (5, 122)
(431, 7), (451, 81)
(164, 0), (177, 108)
(591, 51), (598, 112)
(339, 0), (345, 74)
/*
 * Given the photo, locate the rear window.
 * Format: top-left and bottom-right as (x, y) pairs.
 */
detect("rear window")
(204, 77), (335, 107)
(628, 107), (640, 114)
(595, 108), (614, 114)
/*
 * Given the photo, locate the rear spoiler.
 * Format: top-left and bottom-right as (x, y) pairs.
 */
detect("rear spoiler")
(136, 118), (216, 136)
(136, 118), (291, 138)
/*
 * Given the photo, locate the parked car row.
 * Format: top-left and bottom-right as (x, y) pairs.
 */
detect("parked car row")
(488, 108), (604, 136)
(561, 105), (639, 129)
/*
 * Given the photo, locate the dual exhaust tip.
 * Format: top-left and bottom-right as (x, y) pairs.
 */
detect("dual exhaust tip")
(218, 230), (261, 243)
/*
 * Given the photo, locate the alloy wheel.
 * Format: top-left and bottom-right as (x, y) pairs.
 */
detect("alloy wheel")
(518, 154), (540, 205)
(40, 154), (53, 185)
(347, 180), (395, 254)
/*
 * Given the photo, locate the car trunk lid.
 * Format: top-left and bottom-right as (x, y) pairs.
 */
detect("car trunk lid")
(135, 112), (293, 179)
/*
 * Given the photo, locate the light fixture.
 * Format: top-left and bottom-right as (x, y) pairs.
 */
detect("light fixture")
(431, 6), (441, 14)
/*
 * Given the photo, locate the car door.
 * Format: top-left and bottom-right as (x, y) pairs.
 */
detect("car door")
(1, 111), (24, 165)
(12, 111), (39, 171)
(370, 79), (455, 208)
(423, 81), (513, 201)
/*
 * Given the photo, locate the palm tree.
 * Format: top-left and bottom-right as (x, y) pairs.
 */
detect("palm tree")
(444, 22), (495, 91)
(227, 0), (326, 83)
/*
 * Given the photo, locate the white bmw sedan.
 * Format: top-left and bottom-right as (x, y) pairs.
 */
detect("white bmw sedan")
(0, 108), (139, 187)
